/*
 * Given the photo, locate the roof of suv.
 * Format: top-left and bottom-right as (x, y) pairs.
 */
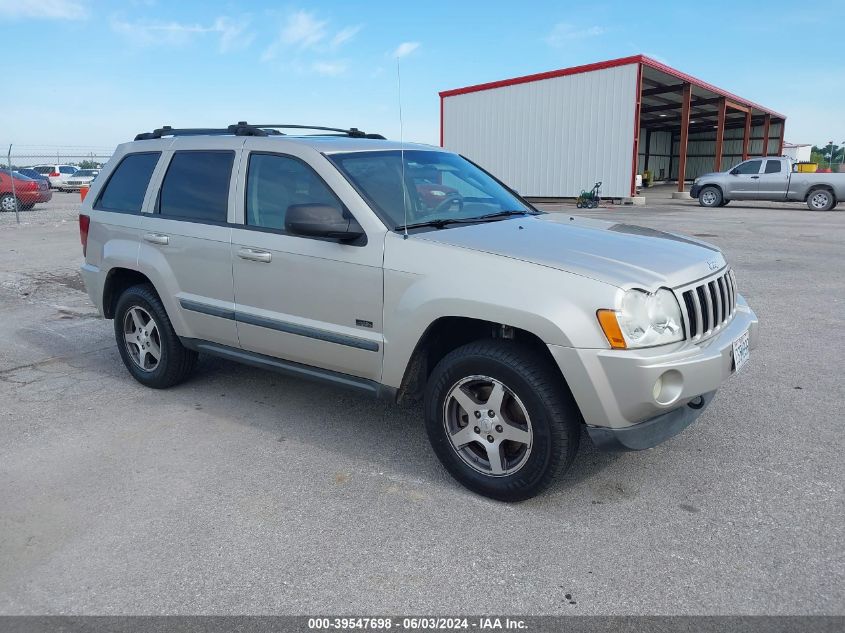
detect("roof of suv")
(127, 123), (445, 154)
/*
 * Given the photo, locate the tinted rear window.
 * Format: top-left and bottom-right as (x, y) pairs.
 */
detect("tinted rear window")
(33, 166), (51, 174)
(158, 151), (233, 223)
(60, 166), (77, 174)
(95, 152), (160, 213)
(764, 160), (781, 174)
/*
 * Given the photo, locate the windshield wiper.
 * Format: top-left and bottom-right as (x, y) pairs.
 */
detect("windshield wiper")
(395, 210), (535, 232)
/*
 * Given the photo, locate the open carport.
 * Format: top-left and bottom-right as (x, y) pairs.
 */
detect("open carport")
(441, 55), (787, 199)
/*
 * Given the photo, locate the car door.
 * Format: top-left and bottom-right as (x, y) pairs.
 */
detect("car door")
(757, 159), (789, 198)
(230, 145), (384, 381)
(726, 159), (763, 199)
(138, 138), (241, 347)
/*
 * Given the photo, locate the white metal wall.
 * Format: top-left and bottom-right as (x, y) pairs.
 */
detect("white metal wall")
(442, 64), (638, 198)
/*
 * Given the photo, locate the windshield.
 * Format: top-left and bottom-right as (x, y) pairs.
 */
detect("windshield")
(328, 150), (531, 230)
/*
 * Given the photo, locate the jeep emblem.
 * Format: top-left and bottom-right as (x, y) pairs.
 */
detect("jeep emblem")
(707, 260), (721, 270)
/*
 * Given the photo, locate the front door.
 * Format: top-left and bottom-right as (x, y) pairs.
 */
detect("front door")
(726, 159), (763, 199)
(230, 151), (383, 381)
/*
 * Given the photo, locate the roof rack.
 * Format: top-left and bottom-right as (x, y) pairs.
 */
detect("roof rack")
(134, 122), (385, 141)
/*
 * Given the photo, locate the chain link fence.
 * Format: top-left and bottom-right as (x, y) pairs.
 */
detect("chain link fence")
(3, 145), (113, 223)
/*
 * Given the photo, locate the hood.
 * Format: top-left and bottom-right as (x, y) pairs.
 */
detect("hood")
(695, 171), (722, 180)
(413, 213), (725, 289)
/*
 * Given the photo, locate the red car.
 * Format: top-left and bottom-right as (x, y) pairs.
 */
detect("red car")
(1, 170), (52, 212)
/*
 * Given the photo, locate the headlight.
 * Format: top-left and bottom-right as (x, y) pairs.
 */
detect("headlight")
(597, 288), (684, 349)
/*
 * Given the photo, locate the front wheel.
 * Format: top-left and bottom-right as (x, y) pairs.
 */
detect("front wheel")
(113, 284), (198, 389)
(424, 341), (581, 501)
(807, 189), (835, 211)
(698, 186), (722, 208)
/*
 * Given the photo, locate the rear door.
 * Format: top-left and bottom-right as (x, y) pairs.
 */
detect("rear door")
(757, 159), (789, 198)
(229, 143), (384, 381)
(138, 138), (242, 347)
(725, 159), (763, 199)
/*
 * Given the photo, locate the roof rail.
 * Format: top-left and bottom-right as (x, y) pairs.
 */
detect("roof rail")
(242, 123), (386, 139)
(134, 122), (385, 141)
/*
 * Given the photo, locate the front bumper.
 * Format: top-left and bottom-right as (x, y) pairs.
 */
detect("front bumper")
(549, 297), (758, 449)
(689, 183), (701, 198)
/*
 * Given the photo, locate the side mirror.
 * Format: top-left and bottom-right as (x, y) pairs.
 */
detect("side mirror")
(285, 203), (365, 244)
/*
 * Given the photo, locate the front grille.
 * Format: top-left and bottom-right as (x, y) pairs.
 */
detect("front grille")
(679, 269), (737, 342)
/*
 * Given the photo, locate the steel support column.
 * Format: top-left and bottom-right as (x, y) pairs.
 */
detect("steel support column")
(714, 97), (726, 172)
(761, 114), (771, 157)
(777, 119), (785, 155)
(630, 63), (643, 197)
(742, 111), (752, 160)
(677, 82), (691, 192)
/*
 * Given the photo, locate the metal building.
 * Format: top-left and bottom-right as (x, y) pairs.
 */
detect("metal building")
(440, 55), (786, 199)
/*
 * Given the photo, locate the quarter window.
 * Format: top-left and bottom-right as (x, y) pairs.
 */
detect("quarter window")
(159, 151), (234, 223)
(764, 160), (781, 174)
(95, 152), (160, 213)
(60, 166), (77, 174)
(245, 153), (343, 231)
(734, 160), (762, 175)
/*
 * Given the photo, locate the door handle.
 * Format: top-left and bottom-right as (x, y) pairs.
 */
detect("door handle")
(751, 176), (759, 179)
(237, 248), (272, 263)
(143, 233), (169, 245)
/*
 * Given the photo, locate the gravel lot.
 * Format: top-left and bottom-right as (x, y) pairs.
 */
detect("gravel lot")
(1, 193), (843, 615)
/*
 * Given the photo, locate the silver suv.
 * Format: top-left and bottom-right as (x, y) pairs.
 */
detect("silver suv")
(79, 123), (758, 501)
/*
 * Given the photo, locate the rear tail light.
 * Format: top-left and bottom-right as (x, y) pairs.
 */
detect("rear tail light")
(79, 214), (90, 257)
(20, 180), (38, 191)
(50, 171), (60, 177)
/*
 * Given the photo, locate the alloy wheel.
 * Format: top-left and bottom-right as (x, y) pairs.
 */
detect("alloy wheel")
(123, 306), (162, 371)
(443, 375), (533, 476)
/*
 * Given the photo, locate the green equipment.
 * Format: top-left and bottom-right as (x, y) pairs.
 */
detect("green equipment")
(576, 181), (602, 209)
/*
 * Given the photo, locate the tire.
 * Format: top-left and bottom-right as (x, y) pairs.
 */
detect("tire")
(424, 340), (581, 501)
(0, 193), (19, 212)
(807, 189), (835, 211)
(698, 186), (722, 208)
(113, 284), (198, 389)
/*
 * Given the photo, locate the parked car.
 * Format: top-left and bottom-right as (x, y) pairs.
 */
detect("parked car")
(0, 170), (52, 211)
(79, 123), (758, 501)
(15, 168), (51, 184)
(63, 169), (100, 191)
(691, 156), (845, 210)
(31, 164), (78, 190)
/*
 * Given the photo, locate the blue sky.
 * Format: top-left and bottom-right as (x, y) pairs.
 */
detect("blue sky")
(2, 0), (844, 150)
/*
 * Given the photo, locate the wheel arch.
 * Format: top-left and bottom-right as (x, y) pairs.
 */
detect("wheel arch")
(804, 184), (835, 201)
(395, 316), (575, 407)
(102, 267), (155, 319)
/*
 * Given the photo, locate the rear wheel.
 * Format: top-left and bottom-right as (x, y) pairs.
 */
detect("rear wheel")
(699, 186), (722, 208)
(0, 194), (19, 212)
(424, 340), (581, 501)
(807, 189), (835, 211)
(113, 284), (198, 389)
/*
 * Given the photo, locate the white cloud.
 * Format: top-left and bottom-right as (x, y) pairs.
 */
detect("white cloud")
(546, 23), (605, 47)
(110, 15), (253, 52)
(312, 61), (347, 76)
(392, 42), (419, 59)
(330, 25), (362, 49)
(261, 8), (362, 76)
(0, 0), (88, 20)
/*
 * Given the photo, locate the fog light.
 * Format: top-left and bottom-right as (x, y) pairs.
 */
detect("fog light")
(653, 370), (683, 405)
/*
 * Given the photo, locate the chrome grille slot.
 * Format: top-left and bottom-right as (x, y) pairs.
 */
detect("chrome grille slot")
(680, 268), (738, 342)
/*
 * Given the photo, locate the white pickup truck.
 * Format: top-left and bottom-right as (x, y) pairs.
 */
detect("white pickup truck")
(690, 156), (845, 211)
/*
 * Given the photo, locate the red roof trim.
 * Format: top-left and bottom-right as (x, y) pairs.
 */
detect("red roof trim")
(439, 54), (786, 120)
(439, 55), (642, 98)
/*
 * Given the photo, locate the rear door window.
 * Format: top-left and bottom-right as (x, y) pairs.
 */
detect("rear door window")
(60, 166), (77, 174)
(95, 152), (161, 213)
(764, 160), (782, 174)
(158, 151), (234, 223)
